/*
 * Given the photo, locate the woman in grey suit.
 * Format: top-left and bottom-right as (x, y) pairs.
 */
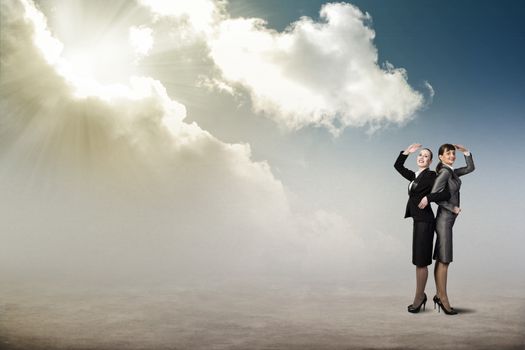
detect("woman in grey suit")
(420, 143), (475, 315)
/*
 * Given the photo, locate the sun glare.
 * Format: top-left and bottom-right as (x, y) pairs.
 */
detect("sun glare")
(29, 0), (153, 92)
(139, 0), (218, 34)
(61, 39), (136, 85)
(129, 26), (154, 58)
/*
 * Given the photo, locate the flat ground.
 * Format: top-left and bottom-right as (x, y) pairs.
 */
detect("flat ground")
(1, 279), (524, 350)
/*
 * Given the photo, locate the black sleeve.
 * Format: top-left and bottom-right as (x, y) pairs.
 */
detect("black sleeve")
(394, 151), (415, 181)
(427, 182), (451, 202)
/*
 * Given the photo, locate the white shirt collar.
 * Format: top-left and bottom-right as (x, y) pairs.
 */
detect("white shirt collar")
(415, 168), (428, 177)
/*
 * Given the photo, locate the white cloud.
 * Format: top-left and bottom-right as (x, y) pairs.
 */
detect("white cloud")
(129, 25), (154, 58)
(196, 75), (237, 96)
(423, 80), (435, 106)
(138, 0), (225, 35)
(209, 3), (425, 135)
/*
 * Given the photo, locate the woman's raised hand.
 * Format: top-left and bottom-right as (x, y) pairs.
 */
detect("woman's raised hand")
(453, 206), (461, 215)
(403, 143), (421, 155)
(454, 144), (469, 153)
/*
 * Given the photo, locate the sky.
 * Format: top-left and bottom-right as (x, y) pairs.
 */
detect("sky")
(1, 0), (524, 287)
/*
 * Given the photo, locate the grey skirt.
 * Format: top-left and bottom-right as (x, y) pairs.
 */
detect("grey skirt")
(433, 207), (458, 263)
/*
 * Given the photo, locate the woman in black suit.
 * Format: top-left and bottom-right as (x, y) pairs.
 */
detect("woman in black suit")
(394, 143), (450, 313)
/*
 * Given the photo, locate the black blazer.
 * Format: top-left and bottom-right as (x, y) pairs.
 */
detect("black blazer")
(394, 152), (450, 222)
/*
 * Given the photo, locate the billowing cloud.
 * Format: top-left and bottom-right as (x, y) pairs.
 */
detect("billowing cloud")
(209, 3), (425, 135)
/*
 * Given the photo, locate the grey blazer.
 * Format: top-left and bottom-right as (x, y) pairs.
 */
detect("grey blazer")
(431, 153), (475, 212)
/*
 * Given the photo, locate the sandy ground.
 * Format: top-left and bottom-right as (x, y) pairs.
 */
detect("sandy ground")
(1, 279), (524, 350)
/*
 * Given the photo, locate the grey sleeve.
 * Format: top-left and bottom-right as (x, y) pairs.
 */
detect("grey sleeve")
(432, 169), (455, 212)
(455, 153), (475, 177)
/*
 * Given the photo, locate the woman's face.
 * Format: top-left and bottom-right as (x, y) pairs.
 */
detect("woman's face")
(416, 149), (432, 168)
(439, 148), (456, 166)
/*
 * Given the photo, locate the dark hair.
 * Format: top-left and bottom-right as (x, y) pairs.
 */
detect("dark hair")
(421, 148), (433, 160)
(436, 143), (456, 172)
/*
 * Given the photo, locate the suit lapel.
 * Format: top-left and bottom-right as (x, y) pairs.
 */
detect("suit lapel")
(443, 166), (459, 181)
(416, 168), (429, 180)
(409, 168), (428, 193)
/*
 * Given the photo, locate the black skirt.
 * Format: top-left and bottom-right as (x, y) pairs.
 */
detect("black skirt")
(412, 220), (434, 267)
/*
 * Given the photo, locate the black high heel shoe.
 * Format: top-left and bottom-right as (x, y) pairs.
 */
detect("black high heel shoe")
(434, 295), (458, 315)
(407, 293), (427, 313)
